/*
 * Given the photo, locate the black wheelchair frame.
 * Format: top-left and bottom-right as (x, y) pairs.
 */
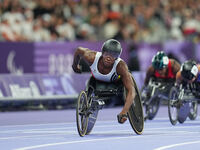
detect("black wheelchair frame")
(76, 76), (144, 137)
(168, 83), (199, 125)
(141, 78), (174, 120)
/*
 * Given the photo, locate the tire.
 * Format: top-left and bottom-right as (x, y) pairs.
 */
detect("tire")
(147, 96), (160, 120)
(124, 77), (144, 135)
(140, 86), (150, 120)
(168, 87), (179, 125)
(178, 102), (190, 124)
(86, 77), (99, 135)
(188, 101), (198, 120)
(76, 91), (89, 137)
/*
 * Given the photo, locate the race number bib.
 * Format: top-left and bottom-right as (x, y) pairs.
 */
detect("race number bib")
(163, 56), (169, 65)
(191, 65), (198, 76)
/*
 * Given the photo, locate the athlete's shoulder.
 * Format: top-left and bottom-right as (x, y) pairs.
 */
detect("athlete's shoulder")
(117, 59), (127, 68)
(77, 47), (97, 65)
(88, 51), (97, 63)
(197, 64), (200, 72)
(170, 59), (180, 65)
(146, 65), (155, 73)
(116, 59), (129, 74)
(170, 59), (181, 70)
(176, 70), (181, 78)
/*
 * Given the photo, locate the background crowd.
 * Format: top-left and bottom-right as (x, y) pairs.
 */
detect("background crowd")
(1, 0), (200, 43)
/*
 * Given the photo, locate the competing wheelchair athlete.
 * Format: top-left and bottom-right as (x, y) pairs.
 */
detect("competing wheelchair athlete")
(141, 51), (180, 120)
(141, 77), (175, 120)
(168, 60), (200, 125)
(72, 39), (144, 136)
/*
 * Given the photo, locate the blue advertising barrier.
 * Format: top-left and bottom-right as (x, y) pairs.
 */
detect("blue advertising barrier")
(0, 72), (145, 102)
(0, 41), (199, 75)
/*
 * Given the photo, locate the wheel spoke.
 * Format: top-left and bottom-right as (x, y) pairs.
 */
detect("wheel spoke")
(168, 87), (178, 125)
(76, 91), (89, 137)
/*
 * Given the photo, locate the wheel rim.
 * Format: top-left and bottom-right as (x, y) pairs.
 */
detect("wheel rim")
(126, 77), (144, 135)
(189, 101), (198, 120)
(76, 91), (88, 136)
(149, 99), (159, 114)
(190, 102), (197, 114)
(168, 88), (178, 125)
(169, 99), (178, 121)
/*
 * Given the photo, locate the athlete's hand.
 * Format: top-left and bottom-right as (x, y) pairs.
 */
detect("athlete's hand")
(174, 82), (180, 89)
(117, 113), (127, 124)
(72, 64), (82, 73)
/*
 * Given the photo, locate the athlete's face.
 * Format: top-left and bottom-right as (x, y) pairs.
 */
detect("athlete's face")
(102, 52), (117, 67)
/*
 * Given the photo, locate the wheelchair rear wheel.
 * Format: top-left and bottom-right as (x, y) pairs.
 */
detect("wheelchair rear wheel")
(125, 77), (144, 135)
(168, 87), (179, 125)
(76, 91), (89, 137)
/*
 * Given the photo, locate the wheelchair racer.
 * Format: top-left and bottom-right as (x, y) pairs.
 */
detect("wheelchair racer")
(142, 51), (180, 119)
(172, 60), (200, 122)
(176, 60), (200, 90)
(72, 39), (136, 124)
(144, 51), (180, 86)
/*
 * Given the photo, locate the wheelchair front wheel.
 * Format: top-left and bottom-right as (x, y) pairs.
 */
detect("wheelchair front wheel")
(146, 96), (160, 120)
(168, 87), (179, 125)
(178, 102), (190, 124)
(125, 77), (144, 135)
(188, 101), (198, 120)
(76, 91), (89, 137)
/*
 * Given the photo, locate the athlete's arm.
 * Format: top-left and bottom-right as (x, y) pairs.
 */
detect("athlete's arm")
(176, 71), (182, 85)
(72, 47), (96, 73)
(171, 59), (181, 74)
(144, 66), (154, 86)
(197, 64), (200, 72)
(117, 60), (135, 115)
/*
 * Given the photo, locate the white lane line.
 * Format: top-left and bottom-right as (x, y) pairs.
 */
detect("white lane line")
(1, 117), (199, 129)
(0, 127), (74, 133)
(0, 124), (129, 133)
(2, 125), (199, 141)
(154, 140), (200, 150)
(0, 129), (132, 140)
(0, 117), (174, 128)
(13, 133), (200, 150)
(0, 128), (174, 140)
(1, 118), (186, 134)
(6, 126), (200, 149)
(0, 123), (200, 141)
(0, 122), (74, 128)
(0, 126), (196, 140)
(13, 135), (146, 150)
(0, 120), (191, 134)
(0, 133), (69, 140)
(0, 120), (117, 128)
(0, 130), (128, 141)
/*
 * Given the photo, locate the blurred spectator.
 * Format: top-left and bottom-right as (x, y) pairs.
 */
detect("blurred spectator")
(128, 43), (140, 71)
(167, 52), (180, 64)
(0, 0), (200, 42)
(55, 17), (76, 41)
(0, 16), (18, 41)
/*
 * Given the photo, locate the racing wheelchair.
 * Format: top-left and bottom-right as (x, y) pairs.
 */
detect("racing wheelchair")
(141, 77), (175, 120)
(76, 76), (144, 137)
(168, 82), (199, 125)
